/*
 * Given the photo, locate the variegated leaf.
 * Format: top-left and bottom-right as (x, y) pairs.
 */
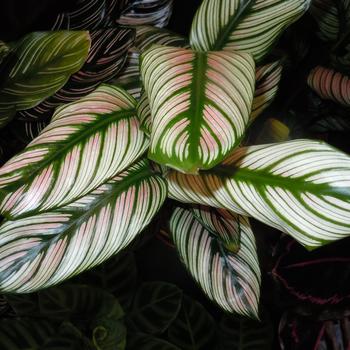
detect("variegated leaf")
(191, 205), (241, 252)
(0, 31), (90, 127)
(134, 25), (189, 51)
(167, 139), (350, 249)
(308, 66), (350, 106)
(251, 62), (283, 120)
(170, 207), (260, 317)
(110, 49), (142, 99)
(137, 91), (152, 135)
(0, 158), (166, 293)
(190, 0), (311, 62)
(310, 0), (350, 42)
(18, 28), (135, 121)
(117, 0), (174, 28)
(0, 85), (149, 218)
(141, 45), (255, 173)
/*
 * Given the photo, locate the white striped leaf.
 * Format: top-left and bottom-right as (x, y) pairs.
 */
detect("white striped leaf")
(167, 139), (350, 249)
(137, 91), (152, 135)
(308, 66), (350, 106)
(310, 0), (350, 42)
(0, 85), (149, 219)
(141, 45), (255, 173)
(117, 0), (174, 28)
(190, 205), (241, 252)
(190, 0), (311, 62)
(134, 25), (190, 52)
(0, 158), (166, 293)
(251, 62), (283, 120)
(18, 28), (135, 121)
(0, 31), (90, 127)
(170, 207), (260, 317)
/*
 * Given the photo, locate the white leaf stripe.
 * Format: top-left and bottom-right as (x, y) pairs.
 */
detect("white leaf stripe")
(0, 85), (149, 218)
(251, 61), (282, 120)
(18, 28), (135, 121)
(137, 91), (152, 135)
(0, 31), (90, 126)
(167, 140), (350, 248)
(0, 159), (166, 293)
(170, 207), (260, 317)
(191, 205), (240, 252)
(141, 45), (255, 173)
(117, 0), (174, 28)
(190, 0), (311, 61)
(308, 66), (350, 106)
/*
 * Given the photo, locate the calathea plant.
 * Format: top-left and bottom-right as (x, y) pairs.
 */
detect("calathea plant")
(0, 0), (350, 322)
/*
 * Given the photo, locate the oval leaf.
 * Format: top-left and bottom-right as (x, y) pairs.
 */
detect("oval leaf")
(141, 45), (255, 173)
(167, 295), (216, 350)
(0, 84), (149, 218)
(0, 158), (166, 292)
(190, 0), (311, 61)
(167, 139), (350, 249)
(308, 66), (350, 106)
(170, 207), (260, 317)
(127, 282), (182, 334)
(0, 31), (90, 127)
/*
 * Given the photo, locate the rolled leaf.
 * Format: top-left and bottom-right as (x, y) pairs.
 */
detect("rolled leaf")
(170, 207), (260, 317)
(0, 85), (149, 218)
(0, 158), (167, 292)
(141, 45), (255, 173)
(307, 66), (350, 106)
(253, 118), (290, 144)
(117, 0), (174, 28)
(137, 92), (152, 135)
(167, 139), (350, 249)
(0, 31), (90, 127)
(18, 28), (135, 121)
(190, 0), (311, 61)
(251, 62), (283, 120)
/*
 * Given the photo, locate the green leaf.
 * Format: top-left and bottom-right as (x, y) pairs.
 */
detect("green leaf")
(127, 282), (182, 334)
(0, 31), (90, 127)
(0, 40), (9, 64)
(0, 158), (167, 292)
(141, 45), (255, 173)
(253, 118), (290, 144)
(0, 84), (149, 218)
(308, 66), (350, 106)
(170, 207), (260, 318)
(190, 0), (311, 62)
(251, 62), (283, 120)
(127, 333), (181, 350)
(167, 295), (216, 350)
(166, 139), (350, 249)
(219, 314), (273, 349)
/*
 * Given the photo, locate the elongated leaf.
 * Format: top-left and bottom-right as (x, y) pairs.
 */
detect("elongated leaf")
(308, 66), (350, 106)
(0, 31), (90, 127)
(127, 282), (182, 334)
(18, 28), (135, 121)
(167, 295), (216, 350)
(251, 62), (283, 120)
(0, 41), (9, 64)
(127, 333), (180, 350)
(134, 25), (189, 51)
(310, 0), (350, 42)
(167, 139), (350, 249)
(170, 207), (260, 317)
(141, 45), (255, 173)
(117, 0), (174, 28)
(0, 158), (166, 292)
(219, 314), (273, 349)
(0, 85), (149, 218)
(137, 91), (152, 135)
(190, 0), (311, 62)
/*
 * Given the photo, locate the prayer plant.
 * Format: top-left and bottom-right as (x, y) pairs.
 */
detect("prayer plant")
(0, 0), (350, 322)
